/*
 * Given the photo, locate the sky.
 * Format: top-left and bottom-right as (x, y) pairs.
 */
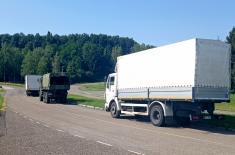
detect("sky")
(0, 0), (234, 46)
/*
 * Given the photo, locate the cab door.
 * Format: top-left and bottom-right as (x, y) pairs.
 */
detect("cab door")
(105, 74), (117, 106)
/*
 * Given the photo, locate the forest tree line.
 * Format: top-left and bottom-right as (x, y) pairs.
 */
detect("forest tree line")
(0, 28), (235, 89)
(227, 27), (235, 90)
(0, 32), (152, 83)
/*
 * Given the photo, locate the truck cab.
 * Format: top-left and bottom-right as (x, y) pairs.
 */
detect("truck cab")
(39, 73), (70, 103)
(105, 73), (118, 112)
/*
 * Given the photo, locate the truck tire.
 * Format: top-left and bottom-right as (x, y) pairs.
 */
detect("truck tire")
(43, 97), (46, 103)
(150, 105), (165, 127)
(110, 101), (120, 118)
(39, 94), (43, 101)
(43, 93), (50, 103)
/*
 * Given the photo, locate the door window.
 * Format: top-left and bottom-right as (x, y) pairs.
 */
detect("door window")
(107, 76), (115, 90)
(110, 76), (114, 86)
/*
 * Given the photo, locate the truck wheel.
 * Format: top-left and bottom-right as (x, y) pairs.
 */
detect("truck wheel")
(43, 93), (50, 103)
(43, 95), (46, 103)
(150, 105), (164, 127)
(110, 101), (120, 118)
(39, 95), (43, 101)
(46, 96), (50, 103)
(26, 91), (30, 96)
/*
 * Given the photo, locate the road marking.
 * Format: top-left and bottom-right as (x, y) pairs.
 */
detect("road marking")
(23, 116), (27, 118)
(56, 129), (64, 132)
(96, 141), (112, 147)
(128, 150), (142, 155)
(43, 124), (49, 128)
(74, 135), (85, 138)
(56, 108), (234, 149)
(16, 101), (231, 150)
(36, 121), (40, 124)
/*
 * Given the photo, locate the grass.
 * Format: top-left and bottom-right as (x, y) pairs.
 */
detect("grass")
(0, 88), (5, 93)
(215, 94), (235, 112)
(0, 82), (24, 88)
(0, 88), (6, 111)
(68, 94), (105, 108)
(0, 95), (3, 110)
(79, 82), (105, 91)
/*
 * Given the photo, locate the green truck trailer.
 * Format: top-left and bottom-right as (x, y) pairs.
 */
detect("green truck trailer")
(39, 73), (70, 103)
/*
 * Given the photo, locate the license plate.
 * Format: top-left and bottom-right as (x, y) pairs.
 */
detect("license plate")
(203, 115), (211, 120)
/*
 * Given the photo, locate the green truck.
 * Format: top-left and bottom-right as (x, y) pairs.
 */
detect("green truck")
(39, 73), (70, 103)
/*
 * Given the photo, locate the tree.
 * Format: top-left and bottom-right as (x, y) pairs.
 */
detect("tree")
(131, 43), (154, 53)
(111, 46), (122, 63)
(82, 43), (102, 75)
(11, 48), (24, 82)
(21, 48), (43, 76)
(0, 44), (23, 81)
(227, 27), (235, 90)
(0, 32), (152, 83)
(37, 55), (51, 75)
(67, 56), (83, 83)
(52, 53), (61, 73)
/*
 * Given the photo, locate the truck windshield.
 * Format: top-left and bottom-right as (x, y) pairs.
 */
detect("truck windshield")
(50, 76), (69, 85)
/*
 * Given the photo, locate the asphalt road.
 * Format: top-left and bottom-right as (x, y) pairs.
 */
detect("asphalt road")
(2, 87), (235, 155)
(0, 110), (131, 155)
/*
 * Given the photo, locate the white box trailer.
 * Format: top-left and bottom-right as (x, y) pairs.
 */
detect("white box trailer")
(25, 75), (42, 96)
(105, 38), (231, 126)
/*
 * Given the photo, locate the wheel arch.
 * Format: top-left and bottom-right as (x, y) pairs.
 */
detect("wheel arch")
(149, 101), (166, 116)
(108, 98), (121, 111)
(108, 99), (115, 110)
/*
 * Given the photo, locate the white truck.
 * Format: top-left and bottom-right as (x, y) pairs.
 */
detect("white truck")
(105, 38), (231, 126)
(25, 75), (42, 96)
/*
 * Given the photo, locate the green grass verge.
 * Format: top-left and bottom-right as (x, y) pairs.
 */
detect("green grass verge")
(0, 95), (4, 110)
(68, 94), (105, 108)
(0, 88), (5, 93)
(0, 88), (6, 111)
(79, 82), (105, 91)
(0, 82), (24, 88)
(215, 94), (235, 112)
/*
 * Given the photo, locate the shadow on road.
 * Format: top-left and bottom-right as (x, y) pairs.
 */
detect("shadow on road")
(67, 98), (80, 105)
(30, 96), (79, 105)
(122, 114), (235, 135)
(30, 94), (235, 135)
(67, 98), (86, 105)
